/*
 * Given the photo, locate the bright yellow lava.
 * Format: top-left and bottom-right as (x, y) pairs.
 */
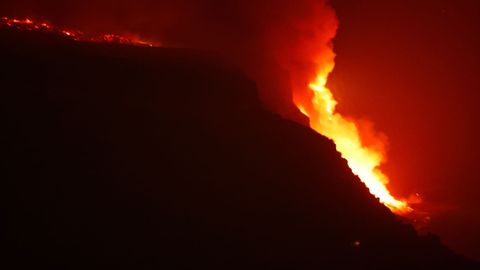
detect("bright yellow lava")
(297, 63), (411, 215)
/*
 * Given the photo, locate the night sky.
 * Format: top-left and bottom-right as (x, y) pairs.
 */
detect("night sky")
(1, 0), (479, 260)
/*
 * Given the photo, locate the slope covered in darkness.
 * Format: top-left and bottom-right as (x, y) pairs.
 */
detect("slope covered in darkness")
(1, 28), (476, 269)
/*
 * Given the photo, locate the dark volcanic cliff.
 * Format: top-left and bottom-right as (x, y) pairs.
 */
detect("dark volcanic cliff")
(1, 28), (476, 269)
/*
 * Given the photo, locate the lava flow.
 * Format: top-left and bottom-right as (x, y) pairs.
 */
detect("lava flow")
(295, 48), (412, 215)
(2, 13), (411, 215)
(0, 17), (157, 47)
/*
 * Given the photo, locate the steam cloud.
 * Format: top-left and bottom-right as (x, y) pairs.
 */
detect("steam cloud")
(0, 0), (338, 119)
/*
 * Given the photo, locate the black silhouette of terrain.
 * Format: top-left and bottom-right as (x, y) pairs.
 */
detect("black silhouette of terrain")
(1, 28), (477, 269)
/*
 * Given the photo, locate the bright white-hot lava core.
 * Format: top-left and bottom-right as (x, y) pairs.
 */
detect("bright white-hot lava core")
(295, 50), (412, 215)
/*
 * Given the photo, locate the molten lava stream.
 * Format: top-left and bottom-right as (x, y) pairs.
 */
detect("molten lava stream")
(296, 63), (412, 215)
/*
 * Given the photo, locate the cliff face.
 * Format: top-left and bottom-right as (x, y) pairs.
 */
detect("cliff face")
(1, 29), (476, 269)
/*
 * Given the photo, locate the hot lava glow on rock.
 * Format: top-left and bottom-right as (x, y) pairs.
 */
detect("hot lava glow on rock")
(295, 46), (412, 215)
(0, 17), (157, 47)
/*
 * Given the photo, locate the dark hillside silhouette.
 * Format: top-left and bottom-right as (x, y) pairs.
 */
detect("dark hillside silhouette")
(1, 28), (477, 269)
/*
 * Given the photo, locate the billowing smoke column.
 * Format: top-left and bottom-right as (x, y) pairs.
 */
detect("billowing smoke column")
(0, 0), (411, 213)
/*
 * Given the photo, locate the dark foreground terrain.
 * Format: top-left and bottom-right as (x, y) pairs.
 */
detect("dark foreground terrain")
(1, 28), (477, 269)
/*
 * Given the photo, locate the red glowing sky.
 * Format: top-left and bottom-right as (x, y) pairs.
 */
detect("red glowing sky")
(1, 0), (479, 259)
(330, 0), (480, 259)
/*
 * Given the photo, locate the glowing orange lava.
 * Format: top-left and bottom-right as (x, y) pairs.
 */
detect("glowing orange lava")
(0, 17), (157, 47)
(295, 49), (412, 215)
(2, 15), (410, 215)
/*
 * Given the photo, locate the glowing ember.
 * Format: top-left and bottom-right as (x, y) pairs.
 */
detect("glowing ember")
(0, 17), (158, 47)
(295, 47), (412, 215)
